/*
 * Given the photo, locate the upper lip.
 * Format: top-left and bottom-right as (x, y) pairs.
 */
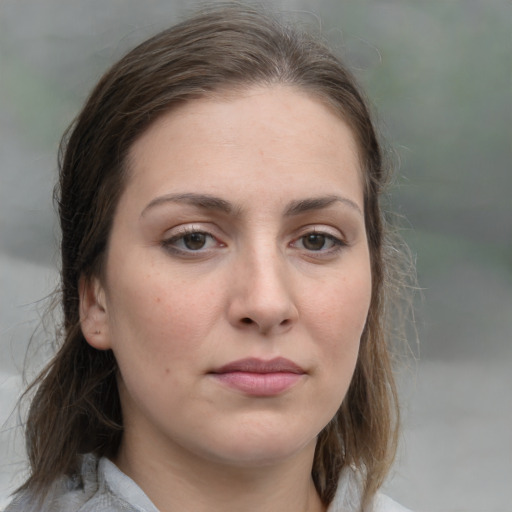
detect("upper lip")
(211, 357), (305, 374)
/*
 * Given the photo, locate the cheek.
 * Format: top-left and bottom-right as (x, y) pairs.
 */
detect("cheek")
(105, 270), (220, 374)
(307, 270), (372, 375)
(311, 271), (371, 335)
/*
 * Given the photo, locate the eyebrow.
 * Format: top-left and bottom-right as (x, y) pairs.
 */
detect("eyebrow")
(283, 195), (363, 217)
(140, 192), (362, 218)
(141, 193), (235, 217)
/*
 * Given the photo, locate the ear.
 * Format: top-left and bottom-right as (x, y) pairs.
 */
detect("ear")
(79, 275), (112, 350)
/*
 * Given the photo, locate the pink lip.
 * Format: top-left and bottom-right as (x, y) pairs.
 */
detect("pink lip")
(210, 357), (306, 397)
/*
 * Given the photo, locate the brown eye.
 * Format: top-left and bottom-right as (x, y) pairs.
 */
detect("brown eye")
(162, 230), (219, 255)
(302, 233), (327, 251)
(291, 231), (345, 256)
(182, 232), (207, 250)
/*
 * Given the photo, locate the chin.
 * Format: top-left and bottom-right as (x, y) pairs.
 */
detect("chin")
(199, 426), (318, 469)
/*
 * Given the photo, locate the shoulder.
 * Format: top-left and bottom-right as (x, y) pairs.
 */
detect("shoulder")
(372, 493), (413, 512)
(3, 455), (141, 512)
(3, 456), (96, 512)
(327, 467), (413, 512)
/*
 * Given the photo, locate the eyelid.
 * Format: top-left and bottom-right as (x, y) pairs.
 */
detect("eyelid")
(289, 225), (348, 256)
(293, 224), (346, 242)
(161, 224), (225, 255)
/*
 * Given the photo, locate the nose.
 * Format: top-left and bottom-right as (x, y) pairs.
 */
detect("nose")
(227, 246), (299, 335)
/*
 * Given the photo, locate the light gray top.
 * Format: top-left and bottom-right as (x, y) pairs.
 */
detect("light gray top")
(4, 455), (411, 512)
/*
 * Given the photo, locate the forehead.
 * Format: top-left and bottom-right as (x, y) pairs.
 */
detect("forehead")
(124, 85), (363, 208)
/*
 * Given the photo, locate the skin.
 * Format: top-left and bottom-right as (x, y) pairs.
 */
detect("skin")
(80, 85), (372, 512)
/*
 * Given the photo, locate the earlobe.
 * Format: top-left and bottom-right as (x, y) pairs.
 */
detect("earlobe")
(79, 275), (112, 350)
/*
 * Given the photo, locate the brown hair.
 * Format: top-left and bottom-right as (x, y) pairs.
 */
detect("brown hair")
(19, 3), (405, 508)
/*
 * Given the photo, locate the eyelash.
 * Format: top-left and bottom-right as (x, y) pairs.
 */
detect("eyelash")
(161, 227), (346, 258)
(290, 230), (346, 256)
(161, 226), (222, 256)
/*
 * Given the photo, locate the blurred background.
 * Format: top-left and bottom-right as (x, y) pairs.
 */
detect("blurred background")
(1, 1), (510, 510)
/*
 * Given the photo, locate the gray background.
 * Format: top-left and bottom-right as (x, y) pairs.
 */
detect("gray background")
(1, 1), (511, 510)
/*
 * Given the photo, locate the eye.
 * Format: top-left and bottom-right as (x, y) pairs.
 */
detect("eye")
(162, 228), (222, 255)
(302, 233), (331, 251)
(180, 232), (209, 250)
(291, 230), (345, 254)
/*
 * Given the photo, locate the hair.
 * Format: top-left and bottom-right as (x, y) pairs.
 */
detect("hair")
(18, 3), (407, 509)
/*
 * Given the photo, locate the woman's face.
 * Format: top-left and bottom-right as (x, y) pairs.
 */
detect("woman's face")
(82, 85), (372, 470)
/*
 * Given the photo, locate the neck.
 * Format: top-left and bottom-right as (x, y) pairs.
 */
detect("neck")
(114, 436), (325, 512)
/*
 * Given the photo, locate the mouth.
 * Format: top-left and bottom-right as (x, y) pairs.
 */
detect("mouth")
(209, 357), (306, 397)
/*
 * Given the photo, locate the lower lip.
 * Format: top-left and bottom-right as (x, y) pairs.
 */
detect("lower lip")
(211, 372), (304, 396)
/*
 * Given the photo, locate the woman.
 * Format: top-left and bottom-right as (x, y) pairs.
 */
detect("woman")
(7, 4), (412, 512)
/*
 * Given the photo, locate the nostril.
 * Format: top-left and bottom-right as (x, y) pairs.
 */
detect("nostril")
(241, 317), (253, 325)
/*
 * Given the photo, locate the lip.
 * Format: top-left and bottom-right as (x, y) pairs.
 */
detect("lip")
(209, 357), (306, 397)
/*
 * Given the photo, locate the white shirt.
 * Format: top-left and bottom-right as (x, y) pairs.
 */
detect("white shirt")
(5, 455), (412, 512)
